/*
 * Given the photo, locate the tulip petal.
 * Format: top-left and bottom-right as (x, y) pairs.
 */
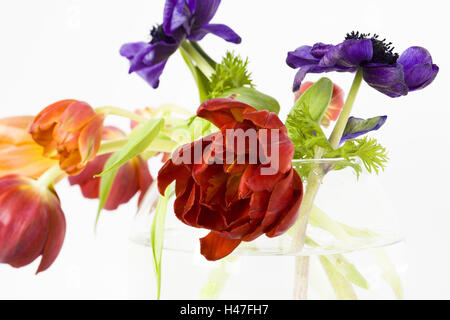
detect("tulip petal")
(78, 113), (105, 165)
(200, 232), (241, 261)
(158, 159), (191, 195)
(36, 193), (66, 274)
(266, 170), (303, 237)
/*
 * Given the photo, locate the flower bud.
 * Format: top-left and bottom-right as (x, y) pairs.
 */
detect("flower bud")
(0, 175), (66, 273)
(29, 100), (105, 175)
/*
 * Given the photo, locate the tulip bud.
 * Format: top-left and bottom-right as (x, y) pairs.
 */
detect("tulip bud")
(0, 175), (66, 273)
(295, 81), (345, 128)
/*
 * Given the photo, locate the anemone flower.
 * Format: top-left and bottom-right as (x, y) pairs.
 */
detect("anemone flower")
(287, 32), (439, 97)
(120, 0), (241, 88)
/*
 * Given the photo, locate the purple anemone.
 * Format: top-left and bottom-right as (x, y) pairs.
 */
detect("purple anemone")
(286, 32), (439, 98)
(120, 0), (241, 88)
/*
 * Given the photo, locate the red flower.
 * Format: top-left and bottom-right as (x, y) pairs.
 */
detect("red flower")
(295, 81), (345, 127)
(29, 99), (105, 175)
(158, 98), (303, 261)
(0, 175), (66, 273)
(68, 126), (153, 210)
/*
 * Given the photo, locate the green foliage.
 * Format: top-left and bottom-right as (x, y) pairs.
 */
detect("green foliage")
(292, 78), (333, 122)
(208, 51), (253, 99)
(286, 105), (332, 160)
(286, 92), (388, 180)
(220, 86), (280, 114)
(97, 118), (164, 176)
(151, 188), (171, 300)
(325, 137), (388, 175)
(95, 154), (120, 231)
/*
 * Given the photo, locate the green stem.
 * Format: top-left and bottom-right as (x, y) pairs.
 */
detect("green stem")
(98, 138), (178, 155)
(291, 68), (364, 300)
(180, 41), (216, 79)
(190, 41), (217, 68)
(95, 106), (148, 123)
(328, 68), (364, 149)
(38, 165), (65, 187)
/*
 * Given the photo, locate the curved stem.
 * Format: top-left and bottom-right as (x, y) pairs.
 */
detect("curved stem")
(328, 68), (363, 148)
(95, 106), (148, 123)
(38, 165), (65, 187)
(291, 68), (364, 300)
(180, 41), (216, 79)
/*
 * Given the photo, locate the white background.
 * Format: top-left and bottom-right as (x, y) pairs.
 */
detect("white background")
(0, 0), (449, 299)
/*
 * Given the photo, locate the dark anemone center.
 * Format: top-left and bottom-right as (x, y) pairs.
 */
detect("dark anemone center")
(345, 31), (399, 65)
(149, 24), (174, 44)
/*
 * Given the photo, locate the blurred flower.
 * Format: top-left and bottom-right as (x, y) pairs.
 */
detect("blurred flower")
(120, 0), (241, 88)
(295, 81), (345, 127)
(29, 100), (105, 176)
(0, 116), (57, 178)
(158, 98), (303, 261)
(0, 175), (65, 273)
(68, 127), (153, 210)
(286, 32), (439, 97)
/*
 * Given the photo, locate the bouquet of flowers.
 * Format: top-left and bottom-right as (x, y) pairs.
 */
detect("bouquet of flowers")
(0, 0), (438, 300)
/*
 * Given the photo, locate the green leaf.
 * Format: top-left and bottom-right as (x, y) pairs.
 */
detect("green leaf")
(292, 77), (333, 122)
(97, 118), (164, 176)
(324, 137), (388, 175)
(151, 188), (171, 300)
(306, 235), (369, 291)
(220, 86), (280, 114)
(326, 255), (369, 290)
(199, 257), (238, 300)
(209, 51), (253, 99)
(95, 153), (121, 230)
(370, 248), (404, 299)
(319, 256), (357, 300)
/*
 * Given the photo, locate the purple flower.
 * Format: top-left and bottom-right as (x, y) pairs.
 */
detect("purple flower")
(286, 32), (439, 98)
(341, 115), (387, 144)
(120, 0), (241, 88)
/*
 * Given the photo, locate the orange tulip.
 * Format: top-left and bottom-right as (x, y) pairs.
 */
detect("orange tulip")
(0, 116), (57, 178)
(29, 100), (105, 175)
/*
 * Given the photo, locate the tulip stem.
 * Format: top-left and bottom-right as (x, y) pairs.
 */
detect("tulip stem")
(38, 165), (65, 187)
(95, 106), (149, 123)
(291, 68), (364, 300)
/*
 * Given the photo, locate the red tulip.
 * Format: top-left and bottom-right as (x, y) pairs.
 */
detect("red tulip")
(0, 175), (66, 273)
(68, 126), (153, 210)
(295, 81), (345, 127)
(158, 98), (303, 261)
(29, 99), (105, 175)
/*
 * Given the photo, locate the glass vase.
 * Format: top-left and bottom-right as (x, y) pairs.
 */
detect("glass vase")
(129, 159), (405, 300)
